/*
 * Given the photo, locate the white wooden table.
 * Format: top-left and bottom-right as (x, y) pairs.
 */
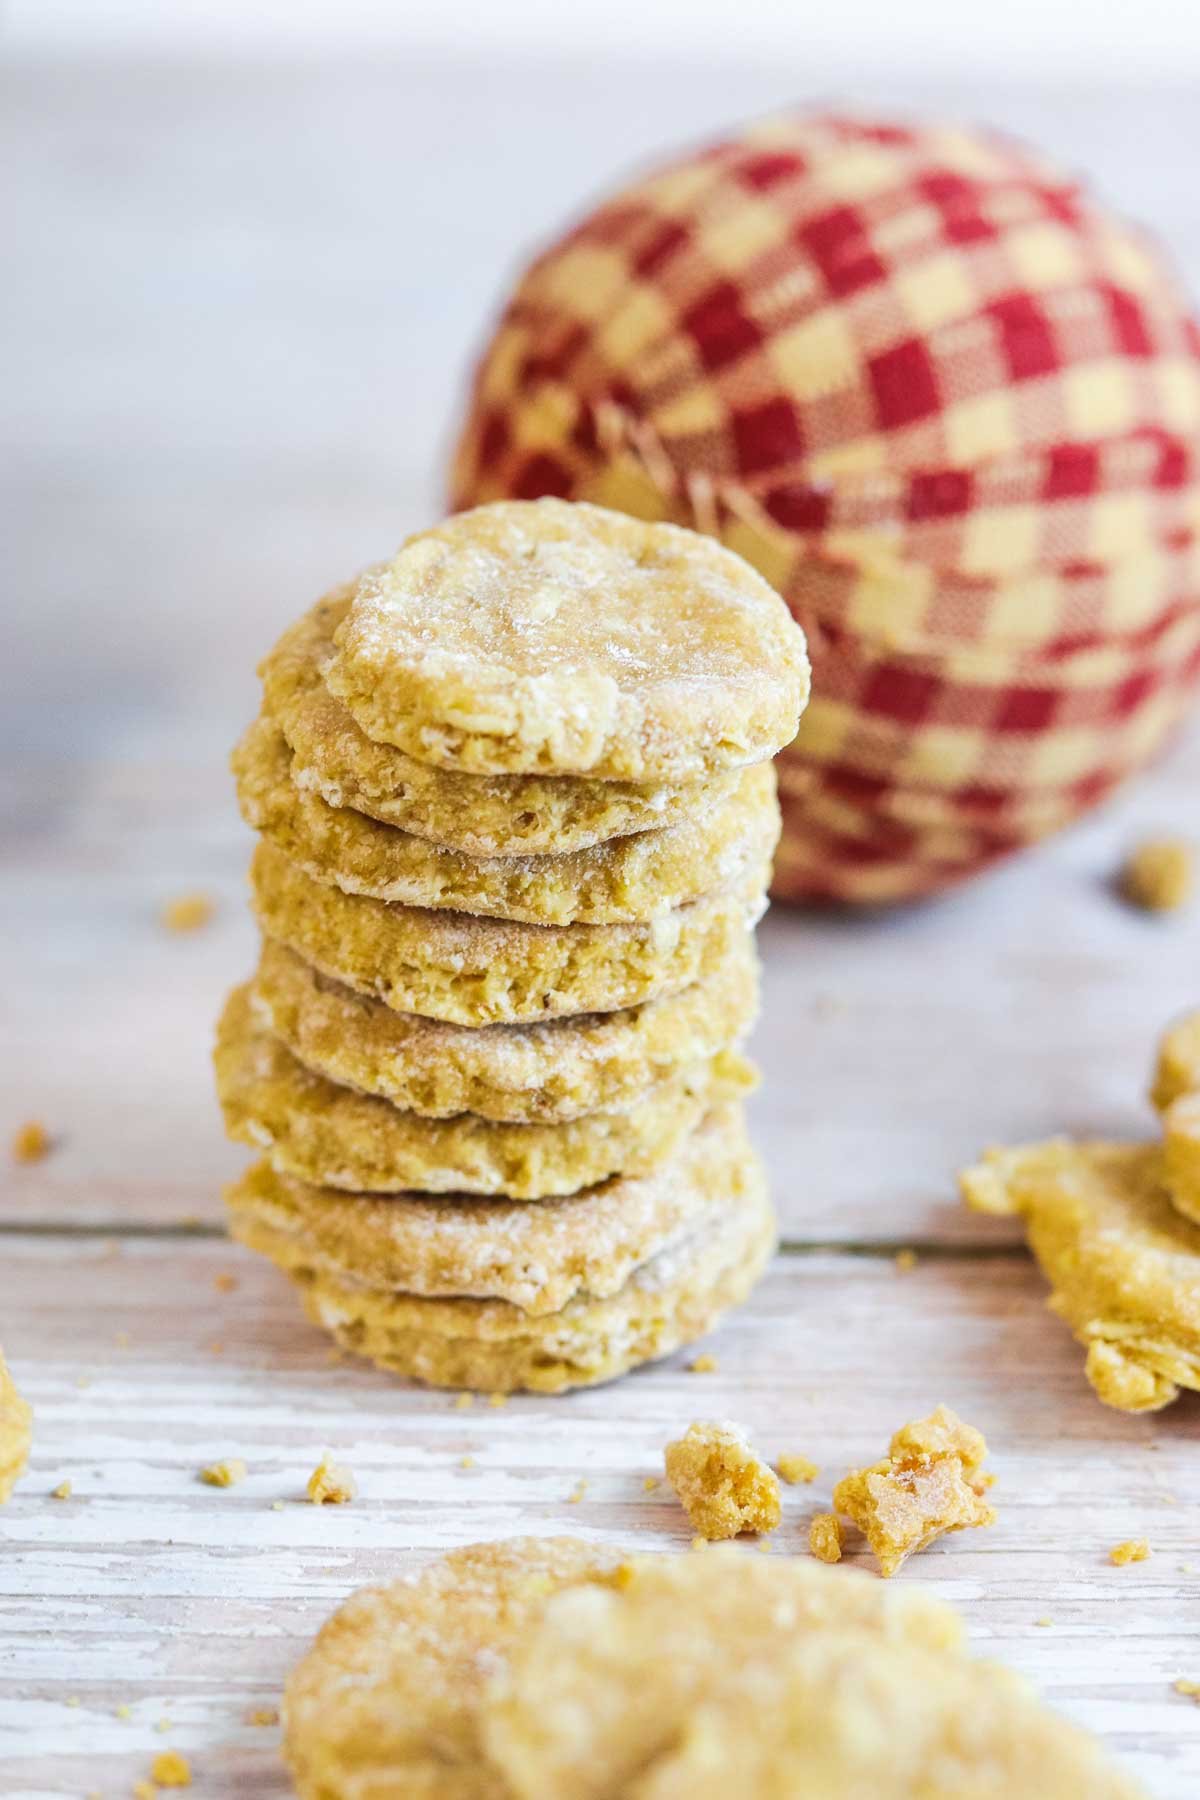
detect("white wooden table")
(3, 49), (1199, 1800)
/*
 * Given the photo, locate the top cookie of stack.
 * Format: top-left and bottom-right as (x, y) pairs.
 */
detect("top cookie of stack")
(217, 498), (809, 1392)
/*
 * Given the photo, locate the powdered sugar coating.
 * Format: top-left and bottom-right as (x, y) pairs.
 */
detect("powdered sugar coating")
(224, 1101), (760, 1314)
(251, 935), (758, 1124)
(216, 983), (756, 1200)
(234, 712), (779, 926)
(249, 839), (769, 1027)
(325, 500), (809, 780)
(263, 590), (740, 855)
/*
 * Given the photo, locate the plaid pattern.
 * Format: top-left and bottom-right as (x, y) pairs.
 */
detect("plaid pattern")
(451, 111), (1200, 903)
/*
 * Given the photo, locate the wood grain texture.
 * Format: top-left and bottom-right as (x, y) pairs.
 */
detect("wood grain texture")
(3, 1239), (1200, 1798)
(3, 48), (1200, 1800)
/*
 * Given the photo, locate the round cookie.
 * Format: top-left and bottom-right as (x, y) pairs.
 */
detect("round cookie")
(235, 1144), (775, 1392)
(249, 839), (768, 1027)
(324, 499), (809, 781)
(283, 1537), (617, 1800)
(251, 936), (759, 1125)
(962, 1140), (1200, 1412)
(262, 590), (741, 856)
(216, 983), (756, 1198)
(234, 712), (780, 926)
(484, 1553), (1140, 1800)
(224, 1102), (759, 1316)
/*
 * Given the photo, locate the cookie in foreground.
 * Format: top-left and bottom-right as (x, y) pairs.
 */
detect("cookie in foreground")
(283, 1537), (1142, 1798)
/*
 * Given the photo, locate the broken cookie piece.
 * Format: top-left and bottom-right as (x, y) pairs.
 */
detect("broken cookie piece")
(832, 1405), (995, 1577)
(963, 1140), (1200, 1412)
(664, 1420), (781, 1540)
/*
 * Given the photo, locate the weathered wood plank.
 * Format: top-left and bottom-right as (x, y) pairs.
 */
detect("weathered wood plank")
(1, 1238), (1198, 1796)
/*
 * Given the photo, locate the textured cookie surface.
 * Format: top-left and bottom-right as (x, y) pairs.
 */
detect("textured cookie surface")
(250, 839), (768, 1027)
(0, 1349), (32, 1504)
(284, 1537), (616, 1800)
(225, 1102), (759, 1314)
(262, 590), (740, 855)
(484, 1550), (957, 1795)
(252, 936), (759, 1124)
(234, 712), (779, 925)
(240, 1156), (774, 1392)
(962, 1140), (1200, 1412)
(324, 500), (809, 780)
(485, 1551), (1140, 1800)
(217, 985), (754, 1198)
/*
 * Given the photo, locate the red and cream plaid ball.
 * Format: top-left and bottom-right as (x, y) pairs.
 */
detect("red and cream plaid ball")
(450, 112), (1200, 903)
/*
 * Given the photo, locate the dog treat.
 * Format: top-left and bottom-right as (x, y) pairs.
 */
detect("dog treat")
(663, 1421), (781, 1539)
(832, 1405), (996, 1576)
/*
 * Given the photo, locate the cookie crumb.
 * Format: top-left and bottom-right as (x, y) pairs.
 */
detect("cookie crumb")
(12, 1119), (50, 1163)
(116, 1703), (132, 1720)
(200, 1458), (246, 1488)
(248, 1705), (279, 1726)
(895, 1248), (918, 1273)
(458, 1455), (476, 1470)
(162, 891), (215, 932)
(664, 1420), (781, 1540)
(809, 1512), (843, 1564)
(488, 1392), (508, 1408)
(777, 1453), (819, 1486)
(307, 1456), (357, 1505)
(1035, 1616), (1054, 1627)
(151, 1750), (191, 1788)
(133, 1782), (156, 1799)
(213, 1272), (238, 1293)
(1110, 1538), (1150, 1566)
(51, 1480), (72, 1500)
(1174, 1679), (1200, 1704)
(687, 1354), (719, 1373)
(270, 1500), (285, 1512)
(643, 1476), (660, 1493)
(114, 1331), (131, 1348)
(690, 1535), (707, 1551)
(1120, 839), (1194, 913)
(453, 1393), (474, 1411)
(832, 1404), (996, 1577)
(207, 1341), (225, 1356)
(567, 1480), (587, 1505)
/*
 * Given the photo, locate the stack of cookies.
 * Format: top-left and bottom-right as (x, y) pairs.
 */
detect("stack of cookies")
(216, 498), (809, 1392)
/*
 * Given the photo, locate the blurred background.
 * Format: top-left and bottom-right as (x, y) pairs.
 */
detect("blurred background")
(4, 1), (1199, 1233)
(6, 0), (1200, 767)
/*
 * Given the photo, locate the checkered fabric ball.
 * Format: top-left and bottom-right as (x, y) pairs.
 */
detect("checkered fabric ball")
(450, 112), (1200, 903)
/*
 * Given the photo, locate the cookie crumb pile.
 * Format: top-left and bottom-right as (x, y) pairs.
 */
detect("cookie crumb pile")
(282, 1537), (1144, 1797)
(216, 499), (808, 1391)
